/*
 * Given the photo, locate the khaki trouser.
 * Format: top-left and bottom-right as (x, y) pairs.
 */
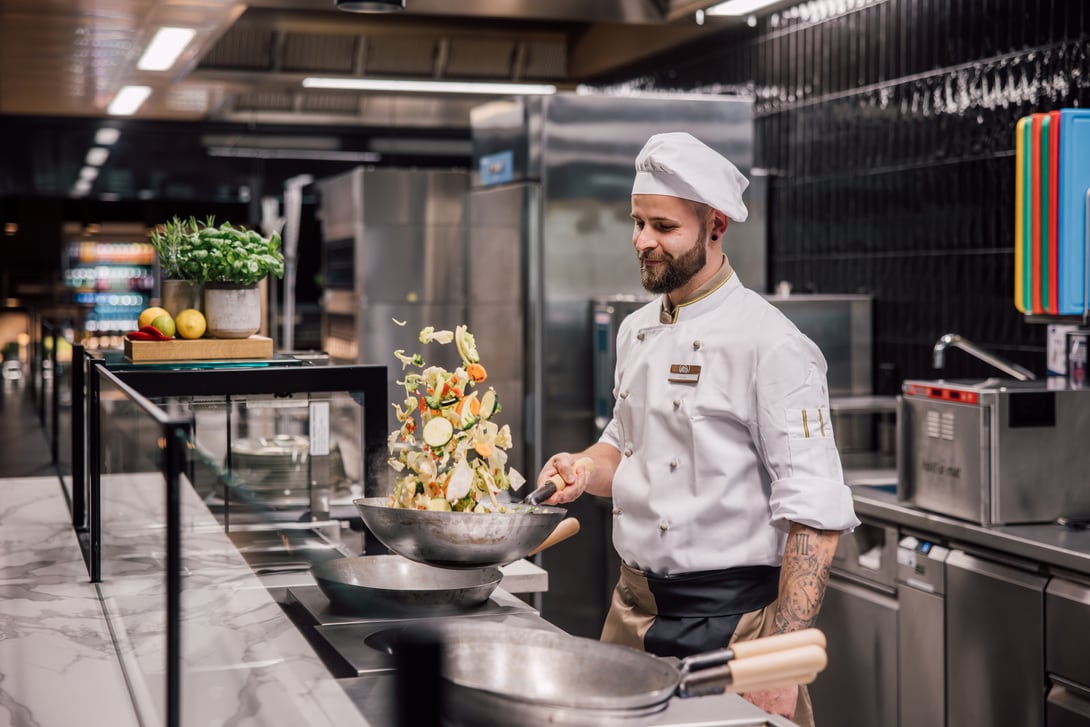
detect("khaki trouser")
(601, 564), (815, 727)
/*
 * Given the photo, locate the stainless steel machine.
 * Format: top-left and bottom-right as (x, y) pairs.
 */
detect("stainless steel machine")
(316, 166), (469, 441)
(897, 379), (1090, 525)
(468, 93), (764, 635)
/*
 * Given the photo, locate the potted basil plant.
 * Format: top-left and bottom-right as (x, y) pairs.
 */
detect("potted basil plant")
(149, 217), (202, 317)
(186, 219), (284, 339)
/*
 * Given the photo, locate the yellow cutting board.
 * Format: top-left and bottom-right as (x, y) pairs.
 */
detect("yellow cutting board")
(124, 335), (273, 362)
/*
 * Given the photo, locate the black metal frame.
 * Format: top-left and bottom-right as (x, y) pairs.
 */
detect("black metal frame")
(85, 361), (191, 727)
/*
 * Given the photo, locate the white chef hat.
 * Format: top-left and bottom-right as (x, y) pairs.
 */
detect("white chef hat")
(632, 132), (749, 222)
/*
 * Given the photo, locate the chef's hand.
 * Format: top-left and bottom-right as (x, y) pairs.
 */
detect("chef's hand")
(740, 685), (798, 721)
(537, 452), (590, 505)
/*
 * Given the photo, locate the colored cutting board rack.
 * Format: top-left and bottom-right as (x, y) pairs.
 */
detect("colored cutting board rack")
(1016, 108), (1090, 320)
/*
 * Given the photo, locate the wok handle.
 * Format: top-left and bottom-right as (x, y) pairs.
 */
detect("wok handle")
(725, 672), (819, 694)
(728, 645), (827, 692)
(678, 628), (826, 675)
(729, 628), (827, 660)
(527, 517), (581, 556)
(546, 457), (596, 492)
(677, 645), (827, 699)
(523, 481), (557, 506)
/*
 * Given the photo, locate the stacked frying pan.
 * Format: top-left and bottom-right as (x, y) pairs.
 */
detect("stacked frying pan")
(312, 478), (579, 615)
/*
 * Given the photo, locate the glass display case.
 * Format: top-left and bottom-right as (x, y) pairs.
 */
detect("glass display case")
(80, 354), (389, 726)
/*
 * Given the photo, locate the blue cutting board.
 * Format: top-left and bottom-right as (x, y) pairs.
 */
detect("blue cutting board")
(1058, 109), (1090, 315)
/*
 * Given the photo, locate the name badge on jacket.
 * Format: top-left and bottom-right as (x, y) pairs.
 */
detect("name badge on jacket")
(668, 363), (701, 383)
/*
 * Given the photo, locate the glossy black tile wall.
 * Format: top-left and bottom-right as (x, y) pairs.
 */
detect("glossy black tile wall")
(597, 0), (1090, 387)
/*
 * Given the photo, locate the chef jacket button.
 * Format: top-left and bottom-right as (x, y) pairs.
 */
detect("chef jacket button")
(624, 447), (633, 457)
(612, 506), (622, 515)
(672, 399), (681, 409)
(670, 458), (679, 470)
(619, 391), (629, 400)
(659, 521), (670, 532)
(637, 332), (646, 341)
(692, 340), (702, 350)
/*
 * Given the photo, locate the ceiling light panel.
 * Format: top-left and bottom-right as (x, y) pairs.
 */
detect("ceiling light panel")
(705, 0), (784, 16)
(94, 128), (120, 145)
(85, 147), (110, 166)
(107, 85), (151, 115)
(137, 27), (197, 71)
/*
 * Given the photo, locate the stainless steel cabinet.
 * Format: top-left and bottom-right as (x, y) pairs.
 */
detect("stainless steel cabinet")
(946, 549), (1048, 727)
(897, 536), (950, 727)
(811, 524), (899, 727)
(1046, 578), (1090, 726)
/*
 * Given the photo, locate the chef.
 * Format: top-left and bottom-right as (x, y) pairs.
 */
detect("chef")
(538, 131), (859, 726)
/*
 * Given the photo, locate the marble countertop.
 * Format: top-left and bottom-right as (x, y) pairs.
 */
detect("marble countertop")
(1, 474), (369, 727)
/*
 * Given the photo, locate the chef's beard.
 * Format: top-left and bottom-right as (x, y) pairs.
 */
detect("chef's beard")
(639, 235), (708, 294)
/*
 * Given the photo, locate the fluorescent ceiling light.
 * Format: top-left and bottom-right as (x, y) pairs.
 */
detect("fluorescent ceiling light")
(302, 77), (556, 96)
(73, 179), (92, 194)
(107, 85), (152, 115)
(206, 147), (381, 162)
(137, 27), (197, 71)
(85, 147), (109, 166)
(705, 0), (783, 16)
(79, 166), (99, 181)
(95, 128), (121, 146)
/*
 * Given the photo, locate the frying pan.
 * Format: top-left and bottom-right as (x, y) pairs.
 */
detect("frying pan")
(422, 623), (827, 727)
(310, 555), (502, 615)
(353, 495), (571, 569)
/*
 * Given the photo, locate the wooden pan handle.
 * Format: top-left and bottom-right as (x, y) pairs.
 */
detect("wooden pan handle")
(725, 672), (819, 694)
(527, 517), (581, 556)
(729, 628), (827, 660)
(678, 644), (827, 699)
(547, 456), (595, 491)
(726, 645), (827, 693)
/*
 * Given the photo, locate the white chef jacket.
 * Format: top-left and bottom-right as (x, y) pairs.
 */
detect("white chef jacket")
(599, 272), (860, 575)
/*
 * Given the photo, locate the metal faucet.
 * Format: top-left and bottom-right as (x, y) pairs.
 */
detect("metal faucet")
(932, 333), (1037, 381)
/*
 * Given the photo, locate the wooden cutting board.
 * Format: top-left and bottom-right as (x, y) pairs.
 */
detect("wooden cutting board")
(124, 335), (273, 362)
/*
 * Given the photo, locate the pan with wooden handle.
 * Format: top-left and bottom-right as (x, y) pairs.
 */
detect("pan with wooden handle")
(430, 623), (829, 727)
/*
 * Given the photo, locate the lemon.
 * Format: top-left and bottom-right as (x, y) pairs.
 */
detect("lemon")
(138, 306), (169, 330)
(150, 314), (176, 338)
(175, 309), (206, 340)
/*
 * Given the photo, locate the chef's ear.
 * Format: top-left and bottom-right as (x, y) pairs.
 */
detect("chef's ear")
(711, 210), (729, 241)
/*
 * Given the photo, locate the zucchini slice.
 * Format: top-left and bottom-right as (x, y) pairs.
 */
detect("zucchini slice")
(479, 388), (499, 420)
(422, 417), (454, 448)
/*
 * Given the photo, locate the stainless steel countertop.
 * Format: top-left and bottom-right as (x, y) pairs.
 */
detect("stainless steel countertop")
(852, 485), (1090, 575)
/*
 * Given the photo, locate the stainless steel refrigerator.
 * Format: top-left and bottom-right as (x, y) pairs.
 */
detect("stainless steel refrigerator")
(468, 93), (764, 635)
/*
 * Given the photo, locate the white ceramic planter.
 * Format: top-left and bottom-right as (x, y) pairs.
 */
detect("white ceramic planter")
(160, 278), (201, 318)
(203, 282), (261, 339)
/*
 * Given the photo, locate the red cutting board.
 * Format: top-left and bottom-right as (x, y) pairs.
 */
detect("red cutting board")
(1030, 113), (1045, 314)
(1048, 109), (1061, 314)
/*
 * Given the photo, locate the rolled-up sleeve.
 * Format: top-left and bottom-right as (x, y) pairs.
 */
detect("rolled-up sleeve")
(755, 333), (860, 532)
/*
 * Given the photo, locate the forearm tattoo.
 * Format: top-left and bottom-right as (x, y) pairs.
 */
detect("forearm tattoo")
(773, 524), (839, 633)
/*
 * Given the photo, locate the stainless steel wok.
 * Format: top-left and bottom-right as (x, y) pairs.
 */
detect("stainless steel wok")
(353, 497), (569, 569)
(311, 555), (502, 615)
(426, 623), (827, 727)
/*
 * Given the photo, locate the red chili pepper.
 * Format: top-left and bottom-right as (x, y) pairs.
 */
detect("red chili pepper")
(138, 325), (173, 341)
(127, 331), (156, 341)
